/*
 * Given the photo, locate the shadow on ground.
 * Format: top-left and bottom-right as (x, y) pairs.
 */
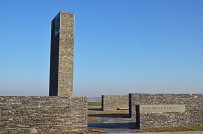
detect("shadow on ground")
(88, 122), (136, 129)
(89, 113), (130, 118)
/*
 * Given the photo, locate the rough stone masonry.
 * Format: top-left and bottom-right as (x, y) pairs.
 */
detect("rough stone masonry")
(129, 93), (203, 129)
(102, 95), (129, 111)
(0, 96), (87, 133)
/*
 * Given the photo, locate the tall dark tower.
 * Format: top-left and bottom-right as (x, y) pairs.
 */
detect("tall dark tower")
(49, 12), (74, 96)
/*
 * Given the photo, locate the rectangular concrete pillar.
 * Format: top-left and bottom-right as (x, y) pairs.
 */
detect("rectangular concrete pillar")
(49, 12), (74, 97)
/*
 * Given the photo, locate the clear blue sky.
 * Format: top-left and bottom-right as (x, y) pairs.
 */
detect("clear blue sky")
(0, 0), (202, 97)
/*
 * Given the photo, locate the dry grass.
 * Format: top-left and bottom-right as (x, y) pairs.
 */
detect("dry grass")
(88, 116), (100, 122)
(88, 109), (129, 114)
(35, 129), (105, 134)
(88, 109), (130, 119)
(147, 125), (203, 132)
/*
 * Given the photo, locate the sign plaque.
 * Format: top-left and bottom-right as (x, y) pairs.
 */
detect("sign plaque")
(140, 104), (185, 113)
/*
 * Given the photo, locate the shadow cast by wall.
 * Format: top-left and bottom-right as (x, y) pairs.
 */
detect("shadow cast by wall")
(89, 113), (130, 118)
(88, 122), (136, 129)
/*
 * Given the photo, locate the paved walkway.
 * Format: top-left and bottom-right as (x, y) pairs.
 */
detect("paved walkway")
(129, 132), (203, 134)
(88, 109), (203, 133)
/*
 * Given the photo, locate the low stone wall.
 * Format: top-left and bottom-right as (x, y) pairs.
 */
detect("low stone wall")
(0, 96), (87, 133)
(102, 95), (128, 111)
(129, 93), (203, 129)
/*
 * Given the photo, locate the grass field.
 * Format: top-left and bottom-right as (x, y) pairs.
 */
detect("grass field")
(88, 102), (101, 106)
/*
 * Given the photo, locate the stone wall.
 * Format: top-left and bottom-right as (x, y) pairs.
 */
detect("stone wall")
(129, 93), (203, 129)
(0, 96), (87, 133)
(102, 95), (129, 111)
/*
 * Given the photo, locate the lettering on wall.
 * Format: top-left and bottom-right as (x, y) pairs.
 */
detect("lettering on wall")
(140, 104), (185, 113)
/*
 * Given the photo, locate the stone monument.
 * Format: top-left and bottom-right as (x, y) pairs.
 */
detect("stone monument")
(49, 11), (74, 96)
(0, 11), (87, 133)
